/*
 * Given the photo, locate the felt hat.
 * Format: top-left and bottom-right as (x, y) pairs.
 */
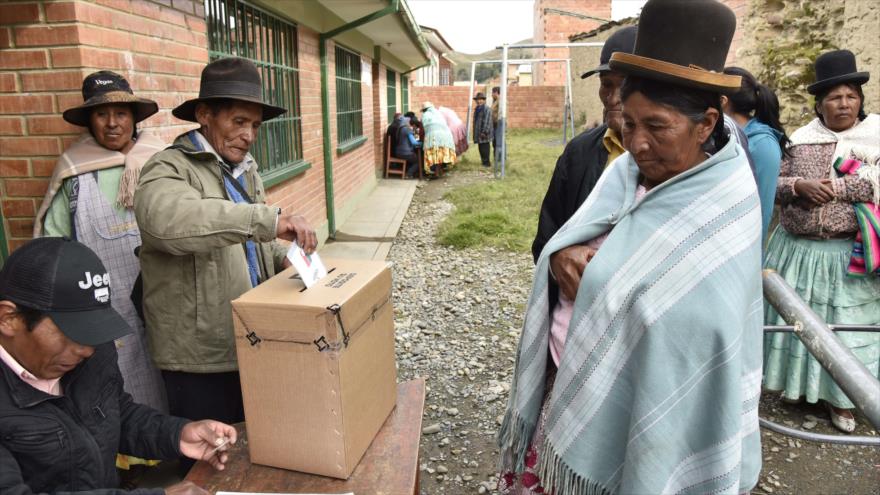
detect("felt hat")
(473, 93), (487, 101)
(0, 238), (131, 346)
(62, 71), (158, 127)
(173, 57), (286, 122)
(421, 101), (434, 110)
(807, 49), (870, 95)
(608, 0), (742, 94)
(581, 26), (638, 79)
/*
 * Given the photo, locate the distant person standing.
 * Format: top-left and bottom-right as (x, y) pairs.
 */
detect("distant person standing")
(472, 92), (494, 167)
(491, 86), (501, 163)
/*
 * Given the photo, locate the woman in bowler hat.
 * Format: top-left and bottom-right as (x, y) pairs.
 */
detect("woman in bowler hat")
(763, 49), (879, 433)
(498, 1), (763, 493)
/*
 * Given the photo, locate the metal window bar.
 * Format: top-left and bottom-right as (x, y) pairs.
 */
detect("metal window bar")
(335, 46), (362, 144)
(387, 68), (397, 121)
(401, 75), (408, 113)
(205, 0), (303, 176)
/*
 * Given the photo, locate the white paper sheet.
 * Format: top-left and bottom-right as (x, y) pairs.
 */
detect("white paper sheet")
(286, 242), (328, 288)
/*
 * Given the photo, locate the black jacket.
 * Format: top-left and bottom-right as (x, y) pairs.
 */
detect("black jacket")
(0, 343), (189, 495)
(532, 124), (609, 262)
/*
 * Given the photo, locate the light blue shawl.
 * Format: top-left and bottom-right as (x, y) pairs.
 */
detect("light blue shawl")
(421, 105), (456, 150)
(499, 138), (764, 495)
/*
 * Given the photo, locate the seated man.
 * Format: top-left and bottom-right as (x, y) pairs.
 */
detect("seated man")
(390, 114), (422, 178)
(0, 237), (234, 495)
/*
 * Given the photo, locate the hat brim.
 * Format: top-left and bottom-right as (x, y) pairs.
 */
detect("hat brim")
(47, 305), (132, 347)
(807, 72), (870, 95)
(609, 52), (742, 94)
(172, 96), (287, 122)
(581, 63), (610, 79)
(62, 92), (159, 127)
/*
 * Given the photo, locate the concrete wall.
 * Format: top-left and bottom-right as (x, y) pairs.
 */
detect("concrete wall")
(411, 85), (566, 129)
(0, 0), (405, 256)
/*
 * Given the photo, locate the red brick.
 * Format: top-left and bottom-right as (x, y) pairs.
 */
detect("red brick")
(0, 28), (12, 49)
(78, 26), (131, 51)
(1, 198), (35, 218)
(0, 159), (29, 177)
(44, 1), (77, 22)
(0, 74), (14, 93)
(185, 15), (206, 34)
(0, 49), (49, 69)
(60, 135), (77, 149)
(0, 3), (41, 24)
(0, 94), (54, 114)
(7, 218), (35, 237)
(27, 115), (79, 135)
(50, 46), (127, 70)
(7, 239), (30, 252)
(56, 92), (82, 112)
(0, 136), (61, 157)
(171, 0), (195, 14)
(14, 25), (80, 47)
(21, 70), (85, 92)
(32, 158), (57, 177)
(130, 1), (163, 21)
(0, 117), (24, 136)
(4, 178), (50, 197)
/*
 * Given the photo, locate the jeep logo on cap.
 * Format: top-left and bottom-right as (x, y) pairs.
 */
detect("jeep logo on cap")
(78, 271), (110, 289)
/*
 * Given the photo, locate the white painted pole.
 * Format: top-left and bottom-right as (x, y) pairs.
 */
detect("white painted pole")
(566, 59), (575, 138)
(465, 60), (476, 142)
(499, 44), (509, 179)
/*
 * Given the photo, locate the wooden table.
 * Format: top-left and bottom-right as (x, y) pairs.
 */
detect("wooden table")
(186, 378), (425, 495)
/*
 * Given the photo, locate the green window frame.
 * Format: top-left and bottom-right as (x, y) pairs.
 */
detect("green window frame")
(205, 0), (307, 187)
(335, 46), (363, 148)
(386, 68), (396, 121)
(401, 75), (409, 113)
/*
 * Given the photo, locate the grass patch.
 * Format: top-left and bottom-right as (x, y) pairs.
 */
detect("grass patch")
(438, 128), (565, 252)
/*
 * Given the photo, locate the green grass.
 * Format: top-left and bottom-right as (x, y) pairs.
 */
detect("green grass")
(438, 128), (565, 252)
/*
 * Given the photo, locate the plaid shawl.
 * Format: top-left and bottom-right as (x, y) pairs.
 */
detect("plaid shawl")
(499, 138), (764, 494)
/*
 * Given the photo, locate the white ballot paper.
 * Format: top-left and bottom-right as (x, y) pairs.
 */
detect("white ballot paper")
(286, 242), (328, 288)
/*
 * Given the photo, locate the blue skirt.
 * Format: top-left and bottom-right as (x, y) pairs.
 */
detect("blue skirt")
(763, 227), (880, 408)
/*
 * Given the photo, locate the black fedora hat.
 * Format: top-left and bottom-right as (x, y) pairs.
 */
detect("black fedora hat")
(473, 93), (487, 101)
(62, 71), (158, 127)
(581, 25), (638, 79)
(807, 50), (870, 95)
(608, 0), (741, 94)
(173, 57), (286, 122)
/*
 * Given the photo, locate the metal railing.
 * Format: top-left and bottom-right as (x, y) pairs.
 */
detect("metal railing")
(761, 270), (880, 445)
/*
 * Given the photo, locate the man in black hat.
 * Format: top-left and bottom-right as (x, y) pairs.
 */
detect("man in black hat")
(134, 58), (318, 434)
(472, 92), (494, 167)
(0, 237), (235, 495)
(531, 26), (637, 299)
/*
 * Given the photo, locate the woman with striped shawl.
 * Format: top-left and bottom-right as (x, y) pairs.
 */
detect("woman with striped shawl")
(499, 2), (763, 494)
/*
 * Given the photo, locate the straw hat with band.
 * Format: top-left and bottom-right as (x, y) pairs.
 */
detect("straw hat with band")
(608, 0), (742, 94)
(581, 25), (638, 79)
(62, 71), (158, 127)
(807, 49), (870, 96)
(173, 57), (286, 122)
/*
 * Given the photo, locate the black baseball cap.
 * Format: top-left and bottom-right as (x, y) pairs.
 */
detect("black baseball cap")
(581, 25), (638, 79)
(0, 237), (131, 346)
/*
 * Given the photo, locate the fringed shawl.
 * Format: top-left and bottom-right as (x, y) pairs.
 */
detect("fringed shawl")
(34, 130), (165, 236)
(499, 138), (764, 494)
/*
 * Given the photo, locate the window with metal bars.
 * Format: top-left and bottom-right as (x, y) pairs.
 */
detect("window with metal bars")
(386, 69), (396, 121)
(401, 75), (409, 113)
(204, 0), (305, 187)
(335, 46), (363, 146)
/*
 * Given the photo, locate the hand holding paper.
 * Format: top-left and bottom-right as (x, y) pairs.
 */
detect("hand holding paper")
(286, 242), (328, 288)
(276, 214), (317, 254)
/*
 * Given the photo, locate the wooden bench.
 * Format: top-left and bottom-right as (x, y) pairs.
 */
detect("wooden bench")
(185, 378), (426, 495)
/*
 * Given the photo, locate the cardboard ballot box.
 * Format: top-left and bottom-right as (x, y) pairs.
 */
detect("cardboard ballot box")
(231, 258), (397, 479)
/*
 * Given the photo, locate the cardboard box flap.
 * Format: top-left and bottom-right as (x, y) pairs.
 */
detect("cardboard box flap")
(231, 258), (392, 348)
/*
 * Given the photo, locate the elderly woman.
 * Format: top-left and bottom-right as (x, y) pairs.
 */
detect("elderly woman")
(34, 71), (167, 477)
(763, 50), (879, 433)
(438, 105), (469, 156)
(498, 2), (763, 494)
(420, 102), (457, 176)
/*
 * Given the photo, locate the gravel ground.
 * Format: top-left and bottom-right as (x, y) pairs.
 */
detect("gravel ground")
(390, 171), (879, 495)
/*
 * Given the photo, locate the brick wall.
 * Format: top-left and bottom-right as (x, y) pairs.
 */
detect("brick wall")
(719, 0), (748, 66)
(412, 85), (566, 129)
(533, 0), (611, 86)
(0, 0), (207, 253)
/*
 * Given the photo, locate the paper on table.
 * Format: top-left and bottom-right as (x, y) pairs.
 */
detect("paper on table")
(286, 242), (328, 288)
(217, 492), (353, 495)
